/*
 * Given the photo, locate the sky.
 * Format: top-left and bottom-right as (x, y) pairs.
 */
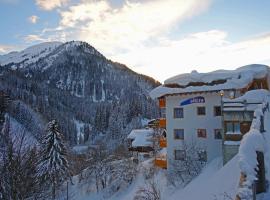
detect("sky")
(0, 0), (270, 82)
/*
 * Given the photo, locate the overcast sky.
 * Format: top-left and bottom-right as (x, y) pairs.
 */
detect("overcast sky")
(1, 0), (270, 82)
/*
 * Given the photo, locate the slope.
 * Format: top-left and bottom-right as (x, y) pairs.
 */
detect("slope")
(0, 41), (160, 146)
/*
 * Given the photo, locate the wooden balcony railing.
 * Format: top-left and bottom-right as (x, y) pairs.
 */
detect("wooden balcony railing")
(159, 138), (167, 148)
(154, 158), (167, 169)
(158, 118), (166, 128)
(159, 97), (166, 108)
(224, 134), (243, 141)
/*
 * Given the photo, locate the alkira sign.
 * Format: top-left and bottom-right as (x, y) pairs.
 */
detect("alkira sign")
(180, 96), (205, 106)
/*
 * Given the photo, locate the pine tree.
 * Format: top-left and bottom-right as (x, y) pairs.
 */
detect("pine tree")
(38, 120), (70, 199)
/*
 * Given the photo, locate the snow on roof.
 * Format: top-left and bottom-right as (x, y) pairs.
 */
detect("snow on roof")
(223, 89), (270, 111)
(150, 64), (270, 99)
(127, 129), (154, 147)
(225, 89), (270, 103)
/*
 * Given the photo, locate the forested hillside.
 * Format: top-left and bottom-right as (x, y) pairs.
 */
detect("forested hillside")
(0, 41), (160, 146)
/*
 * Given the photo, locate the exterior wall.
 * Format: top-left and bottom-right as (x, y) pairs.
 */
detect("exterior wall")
(166, 92), (229, 171)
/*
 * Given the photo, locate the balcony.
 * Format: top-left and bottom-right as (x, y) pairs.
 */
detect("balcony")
(159, 97), (166, 108)
(224, 134), (242, 141)
(154, 158), (167, 169)
(158, 118), (166, 128)
(159, 138), (167, 148)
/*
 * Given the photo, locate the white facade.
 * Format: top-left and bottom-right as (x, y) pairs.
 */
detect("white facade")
(149, 65), (270, 171)
(166, 92), (228, 170)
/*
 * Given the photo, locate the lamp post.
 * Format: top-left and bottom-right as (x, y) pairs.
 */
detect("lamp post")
(219, 90), (225, 165)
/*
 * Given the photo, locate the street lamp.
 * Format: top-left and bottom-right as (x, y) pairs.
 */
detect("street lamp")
(219, 90), (225, 165)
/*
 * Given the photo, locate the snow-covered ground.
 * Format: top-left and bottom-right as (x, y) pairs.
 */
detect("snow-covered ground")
(60, 92), (270, 200)
(62, 156), (241, 200)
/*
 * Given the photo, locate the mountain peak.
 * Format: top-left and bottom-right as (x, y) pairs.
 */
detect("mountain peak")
(0, 41), (62, 68)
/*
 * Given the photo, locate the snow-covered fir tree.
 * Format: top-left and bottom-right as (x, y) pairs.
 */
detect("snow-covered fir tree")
(38, 120), (70, 199)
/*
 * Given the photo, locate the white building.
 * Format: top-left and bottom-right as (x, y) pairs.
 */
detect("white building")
(150, 64), (270, 171)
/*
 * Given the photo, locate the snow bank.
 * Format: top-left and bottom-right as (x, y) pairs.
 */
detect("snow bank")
(150, 64), (269, 99)
(168, 157), (239, 200)
(237, 105), (267, 199)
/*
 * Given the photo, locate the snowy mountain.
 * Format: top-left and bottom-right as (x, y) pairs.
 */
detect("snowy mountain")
(0, 42), (62, 69)
(0, 41), (160, 146)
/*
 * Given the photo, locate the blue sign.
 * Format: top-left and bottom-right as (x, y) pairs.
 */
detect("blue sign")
(180, 96), (205, 106)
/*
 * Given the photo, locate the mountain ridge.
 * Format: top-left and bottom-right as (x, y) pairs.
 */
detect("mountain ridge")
(0, 41), (160, 147)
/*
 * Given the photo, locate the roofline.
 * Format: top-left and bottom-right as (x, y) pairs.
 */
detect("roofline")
(157, 88), (241, 99)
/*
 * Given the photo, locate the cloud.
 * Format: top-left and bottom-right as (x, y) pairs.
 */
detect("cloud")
(28, 15), (39, 24)
(24, 0), (270, 81)
(112, 30), (270, 81)
(35, 0), (68, 10)
(0, 44), (15, 54)
(24, 34), (47, 43)
(58, 0), (212, 54)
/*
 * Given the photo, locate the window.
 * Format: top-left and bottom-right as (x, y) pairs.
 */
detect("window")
(226, 122), (233, 132)
(197, 106), (206, 115)
(225, 122), (240, 133)
(234, 123), (240, 132)
(214, 129), (222, 139)
(174, 108), (184, 118)
(175, 150), (186, 160)
(198, 150), (207, 162)
(174, 129), (184, 140)
(197, 129), (207, 138)
(214, 106), (221, 116)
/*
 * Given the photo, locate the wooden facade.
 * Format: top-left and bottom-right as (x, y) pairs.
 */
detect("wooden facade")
(158, 97), (166, 108)
(158, 118), (166, 128)
(154, 158), (167, 169)
(159, 137), (167, 148)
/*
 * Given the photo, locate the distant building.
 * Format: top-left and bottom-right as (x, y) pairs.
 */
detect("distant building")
(150, 64), (270, 171)
(127, 128), (154, 153)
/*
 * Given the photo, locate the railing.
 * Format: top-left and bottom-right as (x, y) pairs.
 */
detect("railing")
(159, 138), (167, 148)
(158, 118), (166, 128)
(223, 100), (262, 110)
(154, 157), (167, 169)
(159, 97), (166, 108)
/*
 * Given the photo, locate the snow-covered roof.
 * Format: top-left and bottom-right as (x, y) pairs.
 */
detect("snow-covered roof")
(223, 89), (270, 111)
(127, 129), (154, 147)
(150, 64), (270, 99)
(225, 89), (270, 103)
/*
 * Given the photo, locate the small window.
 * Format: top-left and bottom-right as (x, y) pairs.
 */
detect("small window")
(226, 122), (233, 133)
(197, 107), (206, 115)
(174, 108), (184, 118)
(214, 129), (222, 139)
(214, 106), (221, 116)
(174, 129), (184, 140)
(197, 129), (207, 138)
(234, 123), (240, 132)
(225, 122), (240, 133)
(175, 150), (186, 160)
(198, 150), (207, 162)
